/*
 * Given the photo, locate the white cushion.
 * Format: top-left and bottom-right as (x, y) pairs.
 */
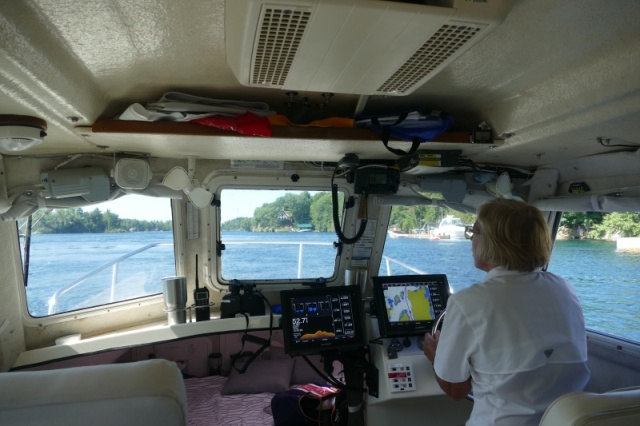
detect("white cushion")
(0, 359), (187, 426)
(539, 387), (640, 426)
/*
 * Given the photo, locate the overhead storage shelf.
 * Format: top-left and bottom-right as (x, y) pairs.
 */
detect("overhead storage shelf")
(79, 120), (485, 162)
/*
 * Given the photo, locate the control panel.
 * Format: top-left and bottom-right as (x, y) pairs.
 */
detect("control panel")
(386, 362), (416, 393)
(367, 316), (443, 404)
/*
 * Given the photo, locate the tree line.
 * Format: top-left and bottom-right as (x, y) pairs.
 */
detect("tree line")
(559, 211), (640, 239)
(389, 205), (475, 233)
(391, 207), (640, 239)
(222, 191), (640, 239)
(23, 198), (640, 239)
(222, 192), (340, 232)
(22, 208), (171, 233)
(221, 191), (475, 233)
(391, 208), (640, 239)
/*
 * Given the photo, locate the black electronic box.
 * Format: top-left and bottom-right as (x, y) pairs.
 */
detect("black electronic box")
(220, 281), (265, 318)
(353, 167), (400, 194)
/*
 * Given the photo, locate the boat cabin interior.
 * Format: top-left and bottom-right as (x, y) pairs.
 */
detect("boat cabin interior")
(1, 1), (640, 425)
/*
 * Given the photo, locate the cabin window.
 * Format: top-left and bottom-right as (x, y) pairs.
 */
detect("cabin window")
(380, 205), (482, 293)
(382, 207), (640, 343)
(20, 195), (176, 317)
(548, 211), (640, 343)
(218, 189), (339, 281)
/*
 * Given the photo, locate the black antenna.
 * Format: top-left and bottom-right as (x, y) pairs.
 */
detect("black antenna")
(195, 254), (199, 290)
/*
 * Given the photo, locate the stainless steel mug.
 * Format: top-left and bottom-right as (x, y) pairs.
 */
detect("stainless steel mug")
(162, 276), (187, 325)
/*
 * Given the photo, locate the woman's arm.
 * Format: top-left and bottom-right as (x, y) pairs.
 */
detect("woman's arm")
(435, 375), (472, 400)
(423, 331), (472, 400)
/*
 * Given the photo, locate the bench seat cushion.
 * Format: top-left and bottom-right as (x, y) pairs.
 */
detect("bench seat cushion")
(0, 359), (187, 426)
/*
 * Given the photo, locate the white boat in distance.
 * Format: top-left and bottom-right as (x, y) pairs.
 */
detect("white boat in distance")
(388, 215), (469, 240)
(431, 215), (467, 240)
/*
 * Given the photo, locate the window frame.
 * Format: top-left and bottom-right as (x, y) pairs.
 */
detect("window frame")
(19, 196), (183, 325)
(547, 210), (640, 344)
(205, 174), (351, 291)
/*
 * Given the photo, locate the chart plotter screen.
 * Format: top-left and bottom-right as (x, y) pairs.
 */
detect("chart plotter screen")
(372, 274), (450, 338)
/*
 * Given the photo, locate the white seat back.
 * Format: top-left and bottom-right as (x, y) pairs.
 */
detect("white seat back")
(0, 359), (187, 426)
(539, 387), (640, 426)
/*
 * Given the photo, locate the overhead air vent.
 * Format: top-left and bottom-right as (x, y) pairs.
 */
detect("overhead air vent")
(226, 0), (513, 96)
(377, 24), (482, 94)
(251, 7), (311, 87)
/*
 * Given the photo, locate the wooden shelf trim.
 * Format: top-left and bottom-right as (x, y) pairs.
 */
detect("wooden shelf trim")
(92, 119), (472, 144)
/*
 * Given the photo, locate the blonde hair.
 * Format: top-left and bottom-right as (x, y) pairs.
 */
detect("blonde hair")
(475, 199), (552, 271)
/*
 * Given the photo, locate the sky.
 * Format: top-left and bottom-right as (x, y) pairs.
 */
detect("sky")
(84, 195), (173, 221)
(84, 191), (286, 222)
(219, 190), (288, 223)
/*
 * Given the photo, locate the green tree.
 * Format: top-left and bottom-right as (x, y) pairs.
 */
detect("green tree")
(389, 203), (474, 233)
(102, 210), (121, 232)
(86, 208), (106, 233)
(592, 212), (640, 238)
(284, 192), (312, 225)
(25, 208), (171, 234)
(389, 207), (417, 232)
(219, 190), (347, 233)
(50, 208), (87, 233)
(310, 192), (337, 232)
(560, 212), (603, 234)
(221, 217), (252, 231)
(253, 202), (281, 230)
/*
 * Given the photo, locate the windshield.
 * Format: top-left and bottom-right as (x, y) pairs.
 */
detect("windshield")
(20, 195), (176, 317)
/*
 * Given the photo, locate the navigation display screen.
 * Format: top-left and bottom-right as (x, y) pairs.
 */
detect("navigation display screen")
(372, 274), (450, 338)
(280, 286), (366, 356)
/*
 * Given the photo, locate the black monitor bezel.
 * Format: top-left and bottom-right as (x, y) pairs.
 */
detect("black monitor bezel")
(371, 274), (450, 338)
(280, 285), (366, 356)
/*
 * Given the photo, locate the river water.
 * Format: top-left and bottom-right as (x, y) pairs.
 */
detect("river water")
(24, 231), (639, 342)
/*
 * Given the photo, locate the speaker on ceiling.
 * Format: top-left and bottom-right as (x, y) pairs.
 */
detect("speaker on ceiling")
(114, 158), (151, 190)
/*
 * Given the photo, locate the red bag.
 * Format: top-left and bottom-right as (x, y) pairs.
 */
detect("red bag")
(191, 112), (271, 137)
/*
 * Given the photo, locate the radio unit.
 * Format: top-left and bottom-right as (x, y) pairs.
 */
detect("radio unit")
(193, 255), (210, 322)
(353, 167), (400, 195)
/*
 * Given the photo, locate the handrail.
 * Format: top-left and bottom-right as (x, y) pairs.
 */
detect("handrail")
(381, 256), (426, 275)
(225, 243), (425, 277)
(47, 242), (173, 315)
(46, 240), (421, 315)
(46, 241), (333, 315)
(222, 241), (332, 245)
(223, 241), (334, 279)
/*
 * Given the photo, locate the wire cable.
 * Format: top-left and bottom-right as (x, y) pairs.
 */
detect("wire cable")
(331, 167), (367, 245)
